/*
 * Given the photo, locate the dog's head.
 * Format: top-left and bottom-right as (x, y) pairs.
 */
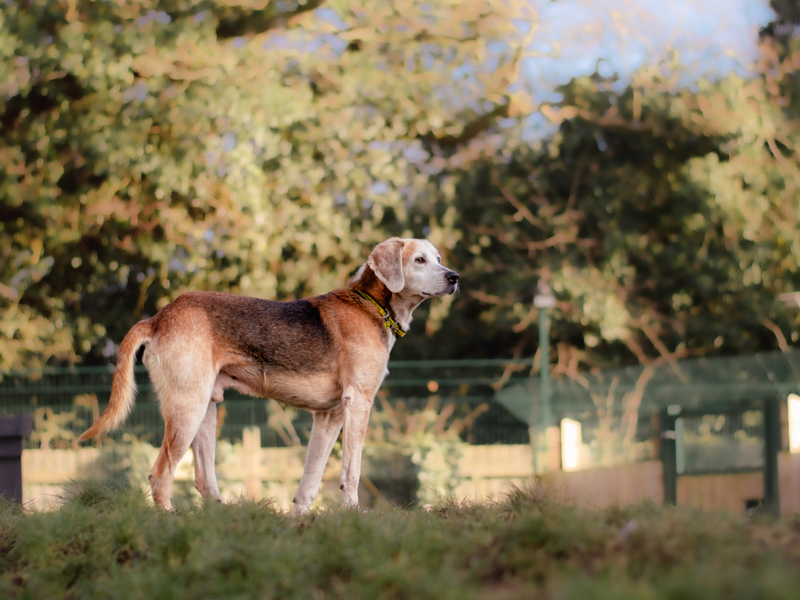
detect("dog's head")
(355, 237), (459, 298)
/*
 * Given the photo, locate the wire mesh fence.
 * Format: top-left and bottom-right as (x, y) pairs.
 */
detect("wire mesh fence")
(675, 409), (765, 475)
(0, 359), (534, 450)
(3, 350), (798, 474)
(495, 349), (800, 470)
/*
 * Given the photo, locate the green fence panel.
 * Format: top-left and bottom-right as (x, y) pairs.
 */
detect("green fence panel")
(4, 351), (797, 468)
(0, 359), (535, 449)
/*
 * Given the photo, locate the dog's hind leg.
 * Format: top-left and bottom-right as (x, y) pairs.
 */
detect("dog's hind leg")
(148, 397), (212, 510)
(293, 405), (344, 515)
(191, 400), (223, 503)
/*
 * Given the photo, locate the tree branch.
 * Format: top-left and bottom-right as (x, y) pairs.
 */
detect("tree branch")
(215, 0), (328, 39)
(760, 317), (789, 351)
(422, 101), (510, 148)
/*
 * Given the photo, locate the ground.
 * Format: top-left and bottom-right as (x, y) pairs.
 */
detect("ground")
(1, 482), (799, 599)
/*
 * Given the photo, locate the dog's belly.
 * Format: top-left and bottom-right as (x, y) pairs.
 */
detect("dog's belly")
(262, 372), (344, 411)
(215, 364), (343, 411)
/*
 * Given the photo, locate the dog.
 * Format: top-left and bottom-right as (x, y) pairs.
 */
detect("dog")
(78, 238), (459, 513)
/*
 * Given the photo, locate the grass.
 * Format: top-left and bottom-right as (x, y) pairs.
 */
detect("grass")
(1, 482), (799, 600)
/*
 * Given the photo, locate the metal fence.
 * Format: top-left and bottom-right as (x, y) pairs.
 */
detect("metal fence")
(3, 351), (798, 474)
(0, 359), (534, 450)
(496, 349), (800, 475)
(5, 352), (800, 515)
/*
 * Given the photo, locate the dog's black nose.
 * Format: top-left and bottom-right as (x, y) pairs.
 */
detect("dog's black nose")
(447, 271), (460, 284)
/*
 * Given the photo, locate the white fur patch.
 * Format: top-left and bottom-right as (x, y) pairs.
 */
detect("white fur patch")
(348, 262), (367, 286)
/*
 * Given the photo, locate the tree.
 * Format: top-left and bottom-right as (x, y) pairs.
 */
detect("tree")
(6, 1), (798, 376)
(0, 0), (527, 370)
(439, 40), (800, 372)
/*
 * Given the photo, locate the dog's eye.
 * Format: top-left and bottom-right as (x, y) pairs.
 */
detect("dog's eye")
(437, 256), (441, 263)
(415, 256), (425, 264)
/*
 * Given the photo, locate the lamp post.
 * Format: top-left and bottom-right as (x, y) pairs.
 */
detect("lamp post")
(532, 281), (555, 473)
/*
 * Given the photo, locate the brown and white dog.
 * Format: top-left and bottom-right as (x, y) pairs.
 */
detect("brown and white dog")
(78, 238), (459, 513)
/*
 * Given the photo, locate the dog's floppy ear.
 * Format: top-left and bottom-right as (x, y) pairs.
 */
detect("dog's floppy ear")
(367, 238), (405, 293)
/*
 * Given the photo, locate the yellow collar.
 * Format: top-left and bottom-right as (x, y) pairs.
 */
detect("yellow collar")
(354, 289), (406, 337)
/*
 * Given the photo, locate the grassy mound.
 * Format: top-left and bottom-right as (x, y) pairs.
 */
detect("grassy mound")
(1, 483), (798, 599)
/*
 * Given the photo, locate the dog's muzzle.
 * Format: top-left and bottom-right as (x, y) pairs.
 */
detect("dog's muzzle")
(446, 270), (460, 294)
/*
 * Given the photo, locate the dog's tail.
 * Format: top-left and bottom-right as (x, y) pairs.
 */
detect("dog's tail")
(77, 320), (155, 442)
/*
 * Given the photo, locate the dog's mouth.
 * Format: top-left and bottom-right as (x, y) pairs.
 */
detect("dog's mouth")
(421, 284), (459, 297)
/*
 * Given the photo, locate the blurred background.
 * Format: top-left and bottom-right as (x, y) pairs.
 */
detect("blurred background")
(2, 0), (800, 513)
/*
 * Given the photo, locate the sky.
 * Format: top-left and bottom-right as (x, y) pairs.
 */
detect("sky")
(306, 0), (777, 137)
(292, 0), (777, 105)
(259, 0), (779, 146)
(522, 0), (777, 103)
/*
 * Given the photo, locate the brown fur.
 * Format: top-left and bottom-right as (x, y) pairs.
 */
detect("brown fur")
(78, 238), (459, 513)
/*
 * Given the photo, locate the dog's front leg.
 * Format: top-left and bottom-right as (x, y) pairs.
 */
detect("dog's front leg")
(339, 390), (373, 509)
(293, 406), (344, 515)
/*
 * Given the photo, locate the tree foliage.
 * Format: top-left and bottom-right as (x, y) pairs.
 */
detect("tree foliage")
(2, 1), (800, 375)
(446, 50), (800, 373)
(0, 0), (525, 369)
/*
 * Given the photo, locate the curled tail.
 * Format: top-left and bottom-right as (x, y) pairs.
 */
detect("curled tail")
(77, 320), (154, 442)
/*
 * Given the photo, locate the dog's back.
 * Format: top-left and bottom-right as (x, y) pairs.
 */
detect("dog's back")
(153, 291), (341, 372)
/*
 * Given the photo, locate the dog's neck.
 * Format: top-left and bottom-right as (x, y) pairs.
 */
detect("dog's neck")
(387, 292), (425, 334)
(348, 265), (425, 338)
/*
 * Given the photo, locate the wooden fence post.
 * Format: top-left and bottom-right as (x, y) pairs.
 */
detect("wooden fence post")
(545, 425), (562, 472)
(243, 426), (262, 499)
(764, 398), (782, 517)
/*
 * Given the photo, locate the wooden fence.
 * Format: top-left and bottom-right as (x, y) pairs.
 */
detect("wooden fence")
(21, 442), (537, 512)
(540, 452), (800, 516)
(21, 443), (800, 516)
